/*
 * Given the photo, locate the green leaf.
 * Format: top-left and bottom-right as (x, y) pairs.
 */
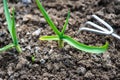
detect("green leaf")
(36, 0), (109, 54)
(0, 43), (14, 52)
(62, 35), (108, 54)
(3, 0), (22, 53)
(31, 55), (35, 62)
(35, 0), (60, 36)
(61, 11), (70, 36)
(11, 7), (18, 45)
(40, 35), (59, 40)
(3, 0), (18, 45)
(3, 0), (12, 34)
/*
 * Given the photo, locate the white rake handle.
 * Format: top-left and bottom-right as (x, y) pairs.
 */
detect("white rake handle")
(112, 33), (120, 40)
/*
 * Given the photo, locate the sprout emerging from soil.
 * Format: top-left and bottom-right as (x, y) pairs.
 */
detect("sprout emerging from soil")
(35, 0), (108, 54)
(0, 0), (22, 53)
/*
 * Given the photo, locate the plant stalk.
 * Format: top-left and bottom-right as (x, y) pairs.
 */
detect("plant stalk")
(15, 44), (22, 53)
(58, 40), (64, 48)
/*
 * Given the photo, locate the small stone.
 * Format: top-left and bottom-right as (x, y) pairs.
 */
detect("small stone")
(26, 32), (31, 35)
(46, 63), (53, 71)
(84, 71), (94, 78)
(48, 49), (53, 54)
(76, 67), (86, 75)
(64, 45), (71, 50)
(22, 48), (26, 51)
(3, 22), (7, 26)
(43, 55), (49, 60)
(32, 29), (41, 36)
(43, 77), (48, 80)
(69, 18), (76, 25)
(96, 10), (104, 16)
(21, 38), (25, 43)
(34, 9), (40, 14)
(35, 47), (40, 53)
(33, 64), (39, 67)
(16, 23), (20, 27)
(13, 73), (19, 77)
(40, 18), (46, 23)
(40, 59), (46, 64)
(26, 45), (31, 50)
(43, 73), (53, 77)
(22, 0), (31, 4)
(86, 15), (91, 20)
(23, 14), (32, 21)
(21, 75), (28, 79)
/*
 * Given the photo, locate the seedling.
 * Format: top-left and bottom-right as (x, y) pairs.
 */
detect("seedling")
(0, 0), (22, 53)
(78, 15), (120, 40)
(31, 55), (35, 62)
(35, 0), (108, 54)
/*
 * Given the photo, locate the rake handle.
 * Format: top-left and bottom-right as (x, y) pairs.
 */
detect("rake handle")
(112, 33), (120, 40)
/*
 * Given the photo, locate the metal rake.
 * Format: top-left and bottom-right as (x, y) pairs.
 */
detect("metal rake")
(78, 15), (120, 40)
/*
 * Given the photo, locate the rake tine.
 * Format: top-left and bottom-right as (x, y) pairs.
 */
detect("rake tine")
(85, 21), (110, 33)
(92, 15), (113, 33)
(78, 21), (111, 35)
(91, 15), (120, 40)
(79, 27), (109, 34)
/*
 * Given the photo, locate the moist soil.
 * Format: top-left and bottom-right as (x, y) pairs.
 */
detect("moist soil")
(0, 0), (120, 80)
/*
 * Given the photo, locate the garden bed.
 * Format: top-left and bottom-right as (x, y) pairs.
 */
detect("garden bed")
(0, 0), (120, 79)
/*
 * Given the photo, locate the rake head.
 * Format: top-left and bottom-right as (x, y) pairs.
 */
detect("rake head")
(78, 15), (120, 40)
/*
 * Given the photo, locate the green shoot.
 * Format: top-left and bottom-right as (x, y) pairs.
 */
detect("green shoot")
(36, 0), (108, 54)
(0, 0), (22, 53)
(31, 55), (35, 62)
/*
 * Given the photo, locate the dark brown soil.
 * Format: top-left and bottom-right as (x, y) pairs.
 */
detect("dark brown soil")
(0, 0), (120, 79)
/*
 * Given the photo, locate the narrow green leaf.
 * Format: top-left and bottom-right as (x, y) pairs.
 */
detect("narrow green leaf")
(61, 11), (70, 36)
(3, 0), (22, 53)
(62, 35), (108, 54)
(11, 7), (18, 45)
(0, 43), (14, 52)
(3, 0), (17, 44)
(3, 0), (12, 34)
(35, 0), (60, 35)
(40, 35), (59, 40)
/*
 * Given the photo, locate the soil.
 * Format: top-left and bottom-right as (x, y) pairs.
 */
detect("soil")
(0, 0), (120, 80)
